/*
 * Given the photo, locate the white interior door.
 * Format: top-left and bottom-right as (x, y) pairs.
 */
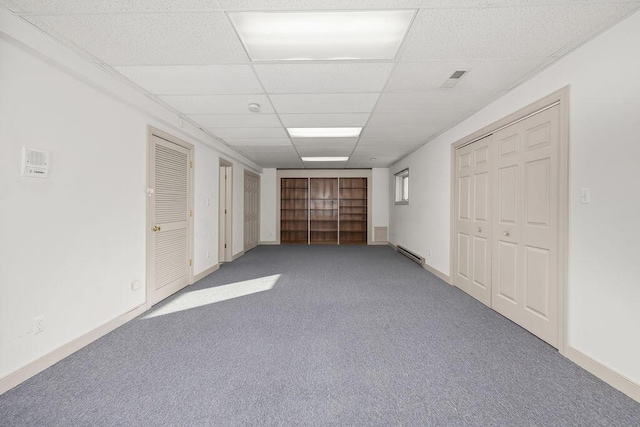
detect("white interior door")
(492, 105), (560, 347)
(218, 164), (232, 262)
(244, 172), (260, 251)
(454, 136), (492, 306)
(149, 134), (192, 306)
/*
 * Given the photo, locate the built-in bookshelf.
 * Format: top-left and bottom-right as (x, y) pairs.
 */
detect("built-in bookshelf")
(279, 176), (368, 245)
(310, 178), (338, 244)
(339, 178), (367, 245)
(280, 178), (308, 244)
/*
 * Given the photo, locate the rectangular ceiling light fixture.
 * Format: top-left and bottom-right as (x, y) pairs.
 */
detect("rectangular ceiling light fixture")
(301, 157), (349, 162)
(288, 127), (362, 138)
(228, 10), (416, 61)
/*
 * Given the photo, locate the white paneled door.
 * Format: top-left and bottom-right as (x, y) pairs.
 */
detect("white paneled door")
(454, 135), (492, 306)
(492, 105), (560, 347)
(244, 172), (260, 251)
(453, 104), (560, 348)
(149, 134), (192, 306)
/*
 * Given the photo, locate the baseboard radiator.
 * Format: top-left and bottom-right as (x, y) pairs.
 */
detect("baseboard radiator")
(396, 245), (424, 266)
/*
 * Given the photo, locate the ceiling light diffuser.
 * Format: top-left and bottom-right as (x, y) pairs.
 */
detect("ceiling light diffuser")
(228, 10), (416, 61)
(301, 157), (349, 162)
(288, 127), (362, 138)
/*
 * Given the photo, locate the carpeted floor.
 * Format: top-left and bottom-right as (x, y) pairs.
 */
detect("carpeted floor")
(1, 245), (639, 426)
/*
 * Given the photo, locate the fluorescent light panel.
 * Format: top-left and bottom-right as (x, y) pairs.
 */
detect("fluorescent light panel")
(228, 10), (416, 61)
(288, 127), (362, 138)
(301, 157), (349, 162)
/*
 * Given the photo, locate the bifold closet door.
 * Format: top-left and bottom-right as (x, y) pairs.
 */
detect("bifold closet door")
(453, 136), (492, 306)
(492, 105), (560, 347)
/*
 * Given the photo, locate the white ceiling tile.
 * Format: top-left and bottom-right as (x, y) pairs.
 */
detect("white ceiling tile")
(367, 111), (464, 128)
(352, 144), (417, 156)
(27, 13), (248, 65)
(254, 63), (394, 94)
(401, 5), (639, 61)
(279, 114), (370, 128)
(386, 59), (548, 93)
(261, 160), (305, 168)
(234, 145), (297, 154)
(115, 65), (263, 95)
(270, 94), (379, 114)
(224, 138), (292, 147)
(346, 158), (397, 168)
(8, 0), (222, 13)
(358, 137), (425, 147)
(212, 128), (287, 139)
(290, 137), (359, 146)
(189, 114), (281, 128)
(375, 91), (491, 112)
(360, 126), (437, 138)
(160, 95), (273, 114)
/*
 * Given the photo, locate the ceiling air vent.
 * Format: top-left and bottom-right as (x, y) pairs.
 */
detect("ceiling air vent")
(441, 70), (469, 88)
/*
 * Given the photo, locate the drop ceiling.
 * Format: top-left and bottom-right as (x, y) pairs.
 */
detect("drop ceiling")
(3, 0), (639, 169)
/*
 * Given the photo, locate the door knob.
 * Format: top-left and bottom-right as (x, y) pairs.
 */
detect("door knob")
(152, 225), (161, 232)
(503, 230), (510, 237)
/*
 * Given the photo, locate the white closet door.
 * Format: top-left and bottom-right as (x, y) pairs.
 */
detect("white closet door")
(244, 173), (259, 251)
(149, 135), (191, 306)
(454, 136), (492, 306)
(492, 105), (560, 347)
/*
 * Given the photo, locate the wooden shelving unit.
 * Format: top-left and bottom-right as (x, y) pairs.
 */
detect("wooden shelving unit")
(339, 178), (368, 245)
(280, 178), (308, 244)
(279, 175), (368, 245)
(310, 178), (338, 244)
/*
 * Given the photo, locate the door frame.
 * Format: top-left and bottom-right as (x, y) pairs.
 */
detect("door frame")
(146, 126), (194, 310)
(449, 87), (570, 355)
(244, 169), (261, 252)
(219, 158), (233, 262)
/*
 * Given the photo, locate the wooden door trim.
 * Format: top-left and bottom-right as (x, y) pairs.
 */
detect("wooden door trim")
(449, 87), (570, 355)
(146, 126), (194, 311)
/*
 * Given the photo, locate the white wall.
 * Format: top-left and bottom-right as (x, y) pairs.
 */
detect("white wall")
(389, 11), (640, 385)
(193, 147), (219, 274)
(371, 168), (390, 242)
(0, 10), (260, 382)
(259, 168), (277, 243)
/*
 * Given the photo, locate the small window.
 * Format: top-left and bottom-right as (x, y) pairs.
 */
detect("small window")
(394, 169), (409, 204)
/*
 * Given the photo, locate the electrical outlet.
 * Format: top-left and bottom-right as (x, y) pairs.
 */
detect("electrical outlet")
(207, 251), (211, 259)
(131, 280), (141, 291)
(427, 249), (432, 257)
(33, 315), (44, 335)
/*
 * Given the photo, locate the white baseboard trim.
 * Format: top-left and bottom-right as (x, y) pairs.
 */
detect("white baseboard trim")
(0, 304), (146, 395)
(565, 346), (640, 403)
(193, 263), (220, 282)
(232, 251), (244, 261)
(388, 242), (397, 250)
(259, 241), (278, 245)
(422, 262), (451, 285)
(368, 241), (388, 246)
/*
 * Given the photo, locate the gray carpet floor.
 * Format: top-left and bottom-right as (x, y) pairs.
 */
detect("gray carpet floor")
(1, 245), (639, 426)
